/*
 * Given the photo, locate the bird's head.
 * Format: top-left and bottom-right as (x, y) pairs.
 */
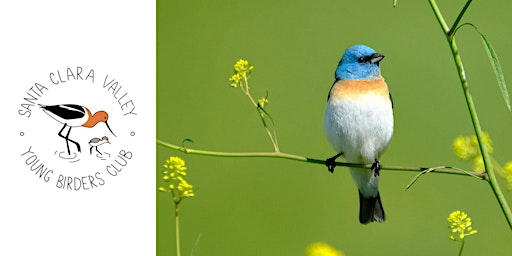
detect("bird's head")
(93, 111), (116, 137)
(335, 44), (384, 80)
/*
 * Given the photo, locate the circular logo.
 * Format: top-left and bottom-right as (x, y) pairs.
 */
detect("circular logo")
(18, 66), (138, 191)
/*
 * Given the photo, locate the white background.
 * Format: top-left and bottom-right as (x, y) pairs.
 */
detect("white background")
(0, 1), (155, 255)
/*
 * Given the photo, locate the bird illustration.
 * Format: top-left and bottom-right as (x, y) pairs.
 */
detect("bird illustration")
(40, 104), (116, 155)
(89, 136), (110, 155)
(324, 44), (394, 224)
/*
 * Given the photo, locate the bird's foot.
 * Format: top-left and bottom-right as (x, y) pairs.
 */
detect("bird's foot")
(371, 159), (381, 177)
(325, 153), (342, 173)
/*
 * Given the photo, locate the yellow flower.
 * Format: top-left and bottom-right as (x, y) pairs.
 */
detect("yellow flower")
(448, 210), (478, 241)
(229, 59), (253, 88)
(453, 132), (493, 172)
(472, 157), (485, 173)
(306, 242), (344, 256)
(504, 161), (512, 189)
(258, 97), (269, 108)
(453, 136), (476, 160)
(234, 59), (253, 74)
(164, 156), (187, 176)
(229, 73), (242, 88)
(177, 176), (195, 198)
(158, 156), (195, 201)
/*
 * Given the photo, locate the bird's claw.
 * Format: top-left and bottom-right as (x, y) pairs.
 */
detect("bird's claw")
(371, 160), (381, 177)
(326, 158), (336, 173)
(325, 153), (342, 173)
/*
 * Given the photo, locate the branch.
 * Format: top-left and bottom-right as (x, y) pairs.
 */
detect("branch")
(156, 139), (486, 181)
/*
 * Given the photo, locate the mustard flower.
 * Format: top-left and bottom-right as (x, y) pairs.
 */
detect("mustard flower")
(228, 59), (253, 88)
(229, 73), (244, 88)
(258, 97), (269, 108)
(452, 132), (493, 172)
(472, 157), (485, 173)
(306, 242), (344, 256)
(164, 156), (187, 177)
(448, 210), (478, 241)
(453, 136), (477, 160)
(158, 156), (195, 201)
(177, 176), (195, 198)
(453, 132), (512, 189)
(503, 161), (512, 189)
(453, 132), (493, 160)
(233, 59), (253, 74)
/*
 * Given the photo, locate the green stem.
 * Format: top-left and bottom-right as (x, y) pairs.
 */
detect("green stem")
(449, 0), (473, 35)
(157, 139), (485, 179)
(428, 0), (450, 33)
(175, 203), (181, 256)
(458, 239), (465, 256)
(240, 75), (280, 152)
(428, 0), (512, 229)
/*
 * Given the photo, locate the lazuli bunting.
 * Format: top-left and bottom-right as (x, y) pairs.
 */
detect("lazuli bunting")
(324, 44), (394, 224)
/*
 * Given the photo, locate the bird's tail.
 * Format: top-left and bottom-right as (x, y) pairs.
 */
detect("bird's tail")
(358, 191), (385, 224)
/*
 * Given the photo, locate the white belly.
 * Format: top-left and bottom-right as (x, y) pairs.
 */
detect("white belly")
(324, 93), (393, 197)
(324, 93), (393, 164)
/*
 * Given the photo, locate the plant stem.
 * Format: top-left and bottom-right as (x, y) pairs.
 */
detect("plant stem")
(428, 0), (450, 33)
(428, 0), (512, 229)
(458, 239), (465, 256)
(240, 75), (280, 152)
(450, 0), (473, 35)
(157, 139), (485, 179)
(175, 203), (181, 256)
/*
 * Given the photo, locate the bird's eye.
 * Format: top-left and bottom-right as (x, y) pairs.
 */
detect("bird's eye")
(357, 57), (365, 63)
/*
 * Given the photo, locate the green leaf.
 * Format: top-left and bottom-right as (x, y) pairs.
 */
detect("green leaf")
(182, 138), (195, 150)
(480, 34), (511, 111)
(182, 138), (195, 144)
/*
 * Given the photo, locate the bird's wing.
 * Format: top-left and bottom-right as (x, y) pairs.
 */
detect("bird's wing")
(40, 104), (85, 119)
(327, 79), (339, 101)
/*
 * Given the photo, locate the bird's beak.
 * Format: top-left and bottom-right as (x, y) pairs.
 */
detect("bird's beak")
(105, 121), (117, 137)
(370, 53), (385, 64)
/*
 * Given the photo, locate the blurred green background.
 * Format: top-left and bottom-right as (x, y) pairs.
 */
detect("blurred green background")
(157, 0), (512, 255)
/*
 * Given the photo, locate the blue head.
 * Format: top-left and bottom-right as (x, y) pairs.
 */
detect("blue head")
(335, 44), (384, 80)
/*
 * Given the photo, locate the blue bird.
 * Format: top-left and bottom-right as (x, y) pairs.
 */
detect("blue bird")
(324, 44), (394, 224)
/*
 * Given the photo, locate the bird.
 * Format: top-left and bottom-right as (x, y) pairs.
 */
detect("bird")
(323, 44), (394, 224)
(89, 136), (110, 155)
(40, 104), (116, 155)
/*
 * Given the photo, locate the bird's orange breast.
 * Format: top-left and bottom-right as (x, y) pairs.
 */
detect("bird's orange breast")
(329, 78), (389, 100)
